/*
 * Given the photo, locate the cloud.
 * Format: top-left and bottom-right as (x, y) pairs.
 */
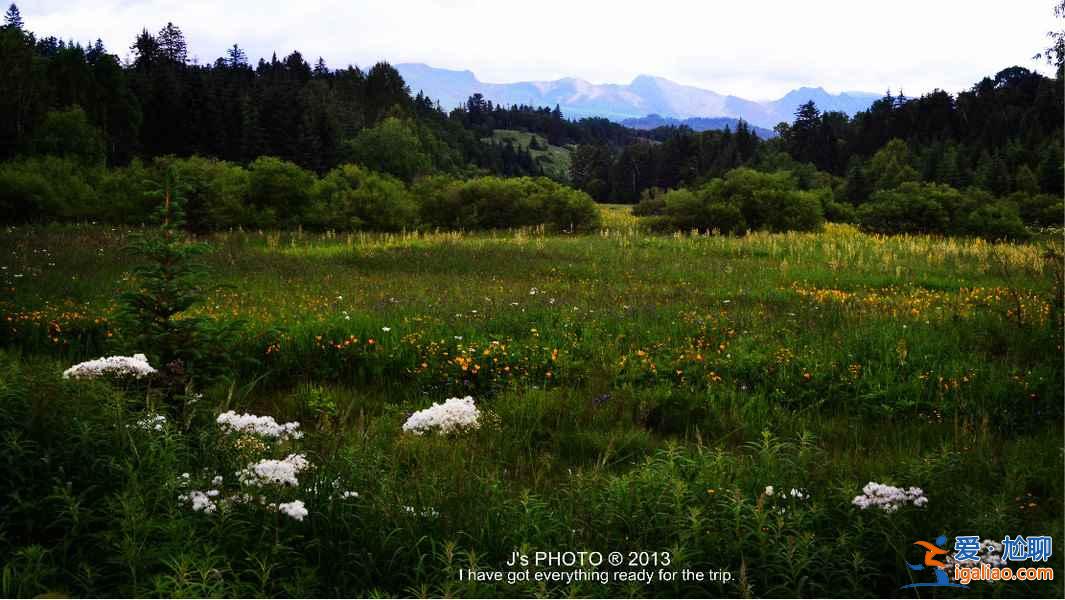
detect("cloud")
(16, 0), (1054, 98)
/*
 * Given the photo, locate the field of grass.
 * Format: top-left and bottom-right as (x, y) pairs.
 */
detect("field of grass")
(489, 129), (574, 182)
(1, 214), (1062, 597)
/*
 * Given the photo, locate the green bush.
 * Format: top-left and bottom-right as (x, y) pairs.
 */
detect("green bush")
(660, 167), (823, 234)
(94, 159), (156, 224)
(342, 117), (432, 183)
(757, 188), (825, 232)
(1010, 191), (1065, 227)
(963, 201), (1031, 241)
(308, 164), (418, 231)
(858, 183), (952, 234)
(29, 106), (106, 167)
(0, 156), (99, 222)
(247, 157), (315, 227)
(632, 188), (667, 216)
(168, 156), (253, 231)
(417, 176), (600, 231)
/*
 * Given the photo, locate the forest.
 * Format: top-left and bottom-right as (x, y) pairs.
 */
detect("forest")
(0, 1), (1062, 237)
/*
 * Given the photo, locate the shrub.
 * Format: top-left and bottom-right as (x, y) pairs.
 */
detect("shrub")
(660, 167), (822, 234)
(168, 156), (253, 231)
(307, 164), (418, 231)
(0, 156), (99, 222)
(531, 179), (601, 231)
(342, 117), (432, 183)
(29, 106), (106, 167)
(632, 187), (668, 216)
(95, 159), (156, 224)
(247, 157), (315, 227)
(858, 183), (951, 234)
(963, 201), (1031, 241)
(822, 196), (857, 223)
(1010, 191), (1065, 227)
(417, 176), (599, 231)
(757, 189), (825, 232)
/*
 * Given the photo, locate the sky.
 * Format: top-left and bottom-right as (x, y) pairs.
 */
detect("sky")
(16, 0), (1058, 100)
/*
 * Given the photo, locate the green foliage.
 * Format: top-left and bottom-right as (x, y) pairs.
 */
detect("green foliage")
(29, 106), (106, 166)
(632, 187), (668, 217)
(246, 157), (315, 227)
(867, 139), (920, 191)
(963, 201), (1031, 241)
(341, 117), (431, 183)
(307, 163), (418, 231)
(0, 156), (99, 221)
(857, 181), (1036, 240)
(857, 183), (951, 234)
(418, 175), (601, 231)
(660, 168), (824, 234)
(116, 165), (238, 407)
(168, 156), (252, 231)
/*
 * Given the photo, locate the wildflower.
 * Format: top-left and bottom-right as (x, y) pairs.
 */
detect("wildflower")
(130, 414), (167, 432)
(238, 454), (311, 487)
(382, 327), (391, 332)
(789, 488), (807, 499)
(341, 491), (359, 499)
(179, 489), (219, 513)
(851, 481), (927, 512)
(402, 396), (481, 435)
(63, 353), (156, 380)
(402, 505), (440, 518)
(764, 485), (775, 497)
(217, 411), (302, 441)
(278, 500), (308, 521)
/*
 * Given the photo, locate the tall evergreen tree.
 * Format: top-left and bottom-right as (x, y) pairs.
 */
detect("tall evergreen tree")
(3, 2), (22, 29)
(157, 22), (187, 64)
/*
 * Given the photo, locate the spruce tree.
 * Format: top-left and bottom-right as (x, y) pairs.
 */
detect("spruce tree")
(3, 3), (22, 29)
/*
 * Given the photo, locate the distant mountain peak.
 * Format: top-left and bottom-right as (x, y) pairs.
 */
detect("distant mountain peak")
(396, 64), (879, 127)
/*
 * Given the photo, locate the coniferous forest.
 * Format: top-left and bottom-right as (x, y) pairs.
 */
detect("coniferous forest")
(1, 2), (1062, 236)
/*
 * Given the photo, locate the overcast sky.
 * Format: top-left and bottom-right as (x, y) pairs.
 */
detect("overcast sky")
(16, 0), (1057, 100)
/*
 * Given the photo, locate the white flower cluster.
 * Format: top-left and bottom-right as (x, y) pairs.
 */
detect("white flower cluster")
(130, 414), (167, 432)
(63, 353), (157, 380)
(402, 505), (440, 518)
(277, 500), (309, 521)
(216, 411), (303, 441)
(178, 488), (221, 513)
(764, 486), (808, 499)
(852, 481), (928, 512)
(402, 396), (481, 435)
(237, 454), (311, 487)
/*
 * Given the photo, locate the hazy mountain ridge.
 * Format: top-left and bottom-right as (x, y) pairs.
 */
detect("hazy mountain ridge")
(619, 114), (777, 138)
(398, 63), (880, 128)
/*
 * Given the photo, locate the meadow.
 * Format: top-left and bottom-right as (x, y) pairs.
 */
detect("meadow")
(1, 210), (1062, 597)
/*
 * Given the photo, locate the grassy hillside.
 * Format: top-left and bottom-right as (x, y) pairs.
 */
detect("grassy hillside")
(488, 129), (574, 182)
(0, 215), (1061, 597)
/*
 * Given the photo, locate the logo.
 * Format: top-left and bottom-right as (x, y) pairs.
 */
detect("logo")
(900, 535), (968, 589)
(899, 534), (1054, 590)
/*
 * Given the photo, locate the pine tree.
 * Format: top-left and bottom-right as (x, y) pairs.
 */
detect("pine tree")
(313, 57), (329, 78)
(225, 44), (247, 68)
(157, 22), (187, 64)
(1014, 164), (1040, 195)
(1037, 143), (1064, 195)
(3, 3), (22, 29)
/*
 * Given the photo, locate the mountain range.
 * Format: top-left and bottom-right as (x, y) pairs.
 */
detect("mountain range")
(396, 63), (882, 130)
(618, 114), (777, 138)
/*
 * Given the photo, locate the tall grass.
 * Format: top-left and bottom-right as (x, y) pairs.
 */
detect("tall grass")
(0, 218), (1061, 597)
